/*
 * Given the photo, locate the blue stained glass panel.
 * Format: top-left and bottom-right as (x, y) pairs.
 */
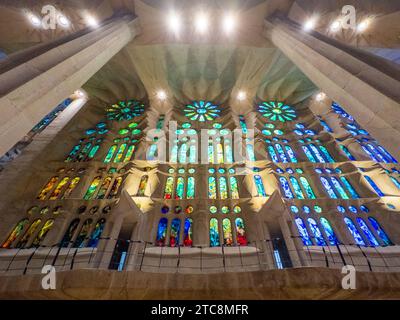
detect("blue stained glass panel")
(356, 218), (379, 246)
(340, 177), (359, 198)
(364, 175), (385, 196)
(267, 145), (279, 162)
(295, 218), (313, 246)
(368, 217), (392, 246)
(299, 177), (316, 199)
(330, 177), (349, 199)
(320, 177), (338, 199)
(254, 175), (267, 197)
(279, 177), (294, 199)
(285, 145), (298, 163)
(320, 217), (339, 245)
(289, 176), (305, 199)
(344, 217), (366, 246)
(275, 144), (288, 163)
(307, 218), (326, 246)
(302, 145), (317, 163)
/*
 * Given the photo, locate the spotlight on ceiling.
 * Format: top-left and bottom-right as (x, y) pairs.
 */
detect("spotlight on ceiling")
(157, 90), (167, 101)
(74, 89), (87, 99)
(304, 18), (316, 31)
(357, 19), (370, 33)
(330, 20), (341, 33)
(86, 15), (98, 27)
(168, 11), (181, 34)
(222, 13), (236, 35)
(27, 13), (41, 27)
(58, 14), (70, 28)
(237, 91), (246, 101)
(315, 92), (326, 102)
(195, 12), (209, 34)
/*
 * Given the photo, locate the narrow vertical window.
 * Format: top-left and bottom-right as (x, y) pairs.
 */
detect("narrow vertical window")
(356, 218), (379, 246)
(183, 218), (193, 247)
(114, 144), (127, 163)
(285, 145), (297, 163)
(170, 218), (181, 247)
(104, 145), (117, 163)
(340, 145), (356, 161)
(330, 177), (349, 199)
(16, 219), (42, 248)
(229, 176), (239, 199)
(267, 145), (279, 162)
(49, 177), (70, 200)
(299, 177), (316, 199)
(246, 143), (256, 162)
(96, 177), (112, 199)
(32, 219), (55, 247)
(73, 219), (93, 248)
(235, 218), (247, 246)
(88, 145), (100, 159)
(294, 217), (312, 246)
(108, 177), (123, 198)
(84, 176), (102, 200)
(124, 145), (135, 162)
(1, 219), (29, 248)
(156, 218), (168, 246)
(318, 145), (335, 163)
(137, 175), (149, 196)
(179, 143), (187, 164)
(224, 140), (233, 163)
(279, 177), (294, 199)
(170, 144), (178, 163)
(217, 143), (224, 164)
(222, 218), (233, 246)
(344, 217), (366, 246)
(320, 218), (339, 245)
(302, 145), (316, 163)
(289, 176), (305, 199)
(368, 217), (392, 246)
(208, 140), (214, 164)
(364, 175), (385, 196)
(208, 176), (217, 199)
(164, 176), (174, 199)
(219, 177), (228, 199)
(186, 177), (195, 199)
(307, 218), (326, 246)
(340, 177), (359, 198)
(309, 144), (326, 163)
(189, 145), (197, 163)
(210, 218), (220, 247)
(87, 219), (106, 248)
(60, 219), (80, 248)
(253, 175), (265, 197)
(62, 177), (80, 199)
(275, 144), (288, 163)
(175, 177), (185, 199)
(320, 177), (337, 199)
(37, 176), (59, 200)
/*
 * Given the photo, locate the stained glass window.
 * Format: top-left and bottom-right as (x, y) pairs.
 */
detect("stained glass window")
(275, 144), (288, 163)
(246, 143), (256, 161)
(1, 219), (29, 248)
(210, 218), (220, 247)
(390, 176), (400, 189)
(320, 218), (339, 245)
(108, 177), (123, 198)
(187, 177), (195, 199)
(222, 218), (233, 246)
(258, 101), (297, 122)
(267, 145), (279, 162)
(235, 218), (247, 246)
(254, 175), (267, 197)
(170, 218), (181, 247)
(62, 177), (80, 199)
(73, 219), (93, 248)
(295, 217), (313, 246)
(124, 145), (135, 162)
(87, 219), (106, 248)
(356, 218), (379, 246)
(95, 176), (112, 199)
(225, 140), (233, 163)
(216, 143), (224, 164)
(184, 101), (220, 122)
(340, 145), (356, 160)
(208, 176), (217, 199)
(319, 145), (335, 163)
(229, 177), (239, 199)
(104, 145), (117, 163)
(114, 144), (126, 163)
(219, 177), (228, 199)
(84, 176), (101, 200)
(320, 177), (338, 199)
(37, 176), (58, 200)
(368, 217), (392, 246)
(307, 218), (326, 246)
(285, 145), (298, 163)
(60, 219), (80, 247)
(279, 177), (294, 199)
(299, 177), (316, 199)
(330, 177), (349, 199)
(164, 177), (174, 199)
(175, 177), (185, 199)
(32, 219), (54, 247)
(49, 177), (70, 200)
(289, 176), (305, 199)
(340, 177), (359, 198)
(344, 217), (366, 246)
(156, 218), (168, 246)
(183, 218), (193, 247)
(170, 144), (178, 163)
(364, 175), (385, 196)
(179, 143), (187, 164)
(137, 175), (148, 196)
(14, 219), (42, 249)
(309, 144), (326, 163)
(106, 100), (145, 121)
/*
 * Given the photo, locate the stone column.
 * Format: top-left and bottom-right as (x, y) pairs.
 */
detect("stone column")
(264, 15), (400, 160)
(0, 14), (141, 156)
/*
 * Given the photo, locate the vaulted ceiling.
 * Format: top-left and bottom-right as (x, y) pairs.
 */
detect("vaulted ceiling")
(0, 0), (398, 107)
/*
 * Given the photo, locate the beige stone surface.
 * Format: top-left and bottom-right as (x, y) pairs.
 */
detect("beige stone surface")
(1, 267), (400, 299)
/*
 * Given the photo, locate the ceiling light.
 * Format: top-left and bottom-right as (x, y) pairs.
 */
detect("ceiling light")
(304, 18), (316, 31)
(222, 13), (236, 34)
(75, 90), (85, 98)
(86, 15), (98, 27)
(237, 91), (246, 101)
(357, 19), (370, 33)
(28, 13), (41, 27)
(168, 11), (181, 34)
(157, 90), (167, 101)
(330, 20), (341, 33)
(316, 92), (326, 101)
(195, 12), (209, 34)
(58, 14), (70, 28)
